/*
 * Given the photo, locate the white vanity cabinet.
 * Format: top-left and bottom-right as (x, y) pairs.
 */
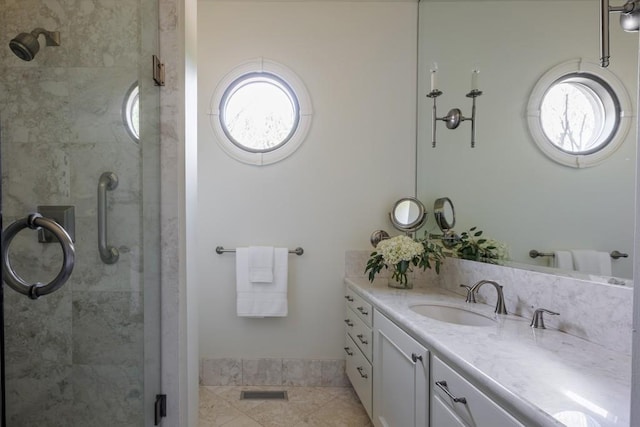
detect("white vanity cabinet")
(431, 356), (524, 427)
(344, 289), (373, 417)
(345, 284), (527, 427)
(373, 309), (429, 427)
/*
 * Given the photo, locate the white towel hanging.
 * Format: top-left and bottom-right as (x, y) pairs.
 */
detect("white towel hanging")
(553, 251), (574, 270)
(570, 250), (612, 276)
(248, 246), (274, 283)
(236, 247), (288, 317)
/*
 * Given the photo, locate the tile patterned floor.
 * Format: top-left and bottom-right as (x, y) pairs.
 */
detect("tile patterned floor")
(199, 385), (373, 427)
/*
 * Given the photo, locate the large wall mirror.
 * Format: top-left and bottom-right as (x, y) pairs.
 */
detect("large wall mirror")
(417, 0), (637, 281)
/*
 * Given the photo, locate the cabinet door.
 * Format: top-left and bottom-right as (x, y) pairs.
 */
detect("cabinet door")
(373, 310), (429, 427)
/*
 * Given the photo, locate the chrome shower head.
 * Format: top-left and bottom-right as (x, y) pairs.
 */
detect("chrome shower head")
(9, 28), (60, 61)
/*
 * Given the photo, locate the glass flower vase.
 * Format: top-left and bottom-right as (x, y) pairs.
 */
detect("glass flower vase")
(388, 275), (413, 290)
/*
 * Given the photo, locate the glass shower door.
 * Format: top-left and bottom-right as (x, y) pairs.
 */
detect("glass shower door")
(0, 0), (161, 425)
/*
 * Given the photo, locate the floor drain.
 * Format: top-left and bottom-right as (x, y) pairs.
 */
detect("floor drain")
(240, 390), (288, 400)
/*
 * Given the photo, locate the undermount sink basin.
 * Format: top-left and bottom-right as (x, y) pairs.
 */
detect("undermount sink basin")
(409, 304), (496, 327)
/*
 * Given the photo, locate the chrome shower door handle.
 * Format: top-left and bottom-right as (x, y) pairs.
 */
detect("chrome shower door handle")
(98, 171), (119, 264)
(1, 213), (75, 299)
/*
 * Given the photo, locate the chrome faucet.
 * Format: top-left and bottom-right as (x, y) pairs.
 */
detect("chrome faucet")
(459, 284), (476, 303)
(468, 280), (508, 315)
(530, 308), (559, 329)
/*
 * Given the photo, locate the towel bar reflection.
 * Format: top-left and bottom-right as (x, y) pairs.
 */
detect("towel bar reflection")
(529, 249), (628, 259)
(215, 246), (304, 256)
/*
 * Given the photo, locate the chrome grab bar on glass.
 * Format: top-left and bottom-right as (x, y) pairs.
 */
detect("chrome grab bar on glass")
(1, 213), (75, 299)
(98, 171), (119, 264)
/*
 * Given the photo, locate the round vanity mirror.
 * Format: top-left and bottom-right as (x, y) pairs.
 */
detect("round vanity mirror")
(434, 197), (455, 231)
(389, 197), (427, 233)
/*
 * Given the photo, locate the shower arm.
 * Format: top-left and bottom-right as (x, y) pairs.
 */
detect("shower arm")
(600, 0), (640, 67)
(31, 28), (61, 47)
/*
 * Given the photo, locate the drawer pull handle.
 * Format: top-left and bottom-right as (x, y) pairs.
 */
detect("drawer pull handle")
(411, 353), (423, 363)
(357, 306), (369, 315)
(344, 347), (354, 356)
(345, 295), (354, 302)
(356, 334), (368, 345)
(357, 366), (368, 379)
(344, 319), (354, 327)
(435, 381), (467, 404)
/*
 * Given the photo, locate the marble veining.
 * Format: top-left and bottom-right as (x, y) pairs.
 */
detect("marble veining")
(346, 277), (631, 427)
(346, 250), (633, 354)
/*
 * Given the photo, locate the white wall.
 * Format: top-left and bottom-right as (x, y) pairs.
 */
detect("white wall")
(197, 1), (417, 359)
(417, 1), (638, 279)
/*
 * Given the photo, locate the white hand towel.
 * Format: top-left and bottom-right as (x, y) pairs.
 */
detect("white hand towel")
(553, 251), (574, 270)
(570, 250), (612, 276)
(237, 247), (288, 317)
(248, 246), (274, 283)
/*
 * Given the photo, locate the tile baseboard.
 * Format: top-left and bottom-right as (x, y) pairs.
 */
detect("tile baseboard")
(200, 358), (349, 387)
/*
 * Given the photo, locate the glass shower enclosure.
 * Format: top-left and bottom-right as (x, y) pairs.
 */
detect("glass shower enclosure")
(0, 0), (161, 425)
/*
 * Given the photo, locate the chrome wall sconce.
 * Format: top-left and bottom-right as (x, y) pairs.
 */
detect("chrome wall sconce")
(600, 0), (640, 67)
(427, 67), (482, 148)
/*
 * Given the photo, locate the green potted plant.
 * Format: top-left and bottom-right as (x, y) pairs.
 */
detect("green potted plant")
(453, 227), (509, 264)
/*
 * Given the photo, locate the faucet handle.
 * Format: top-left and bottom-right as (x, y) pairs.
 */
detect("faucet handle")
(459, 284), (476, 303)
(530, 308), (559, 329)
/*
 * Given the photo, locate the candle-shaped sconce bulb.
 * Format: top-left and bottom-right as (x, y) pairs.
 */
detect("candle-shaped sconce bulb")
(471, 68), (479, 91)
(430, 62), (438, 91)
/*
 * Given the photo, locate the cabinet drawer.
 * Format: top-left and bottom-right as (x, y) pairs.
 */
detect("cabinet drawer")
(345, 289), (372, 327)
(345, 334), (372, 418)
(432, 394), (467, 427)
(432, 356), (523, 427)
(345, 306), (373, 362)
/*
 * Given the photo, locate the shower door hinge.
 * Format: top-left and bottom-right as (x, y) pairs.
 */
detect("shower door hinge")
(153, 55), (165, 86)
(154, 394), (167, 425)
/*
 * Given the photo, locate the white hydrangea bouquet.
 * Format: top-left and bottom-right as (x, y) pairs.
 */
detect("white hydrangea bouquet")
(365, 234), (444, 288)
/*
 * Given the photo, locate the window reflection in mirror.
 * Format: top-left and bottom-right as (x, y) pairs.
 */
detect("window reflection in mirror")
(417, 0), (636, 280)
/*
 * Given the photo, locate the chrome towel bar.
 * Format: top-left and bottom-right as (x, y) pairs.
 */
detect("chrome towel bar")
(529, 249), (628, 259)
(215, 246), (304, 256)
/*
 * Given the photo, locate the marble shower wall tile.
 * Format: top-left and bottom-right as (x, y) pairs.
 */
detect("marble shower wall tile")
(0, 141), (71, 215)
(1, 0), (150, 426)
(2, 0), (139, 69)
(5, 364), (74, 427)
(72, 364), (143, 427)
(3, 282), (73, 426)
(69, 217), (142, 293)
(347, 251), (633, 354)
(72, 291), (144, 366)
(3, 285), (72, 366)
(200, 358), (349, 387)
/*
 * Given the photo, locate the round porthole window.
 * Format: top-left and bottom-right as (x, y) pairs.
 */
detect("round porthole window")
(527, 59), (632, 168)
(220, 73), (299, 153)
(123, 82), (140, 143)
(210, 59), (313, 165)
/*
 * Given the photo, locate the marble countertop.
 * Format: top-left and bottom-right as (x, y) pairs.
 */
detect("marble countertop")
(345, 277), (631, 427)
